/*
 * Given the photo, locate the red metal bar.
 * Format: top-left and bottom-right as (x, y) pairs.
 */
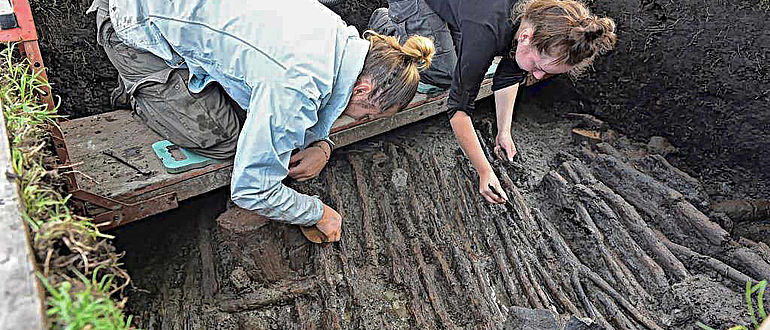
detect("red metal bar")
(0, 0), (38, 42)
(0, 0), (83, 202)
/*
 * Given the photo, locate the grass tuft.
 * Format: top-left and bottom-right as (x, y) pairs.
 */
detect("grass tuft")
(1, 43), (135, 329)
(697, 279), (768, 330)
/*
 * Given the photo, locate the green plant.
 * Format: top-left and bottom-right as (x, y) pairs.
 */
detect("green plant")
(697, 280), (768, 330)
(1, 43), (134, 329)
(37, 270), (133, 330)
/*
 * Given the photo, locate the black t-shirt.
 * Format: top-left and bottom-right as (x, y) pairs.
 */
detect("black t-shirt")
(425, 0), (527, 118)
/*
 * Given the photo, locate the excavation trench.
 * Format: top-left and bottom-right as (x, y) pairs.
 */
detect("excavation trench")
(110, 85), (769, 329)
(28, 0), (770, 328)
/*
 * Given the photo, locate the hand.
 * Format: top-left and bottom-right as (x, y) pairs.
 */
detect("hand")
(288, 144), (329, 181)
(301, 203), (342, 243)
(479, 169), (508, 204)
(494, 132), (517, 162)
(317, 204), (342, 241)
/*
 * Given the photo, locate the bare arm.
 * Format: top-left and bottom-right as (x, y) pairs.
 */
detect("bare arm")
(493, 83), (520, 161)
(450, 111), (508, 203)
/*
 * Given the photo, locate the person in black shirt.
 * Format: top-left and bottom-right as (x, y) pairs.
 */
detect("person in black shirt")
(370, 0), (616, 204)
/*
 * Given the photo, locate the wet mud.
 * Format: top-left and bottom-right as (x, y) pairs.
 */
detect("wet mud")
(113, 82), (770, 329)
(32, 0), (769, 208)
(27, 0), (770, 328)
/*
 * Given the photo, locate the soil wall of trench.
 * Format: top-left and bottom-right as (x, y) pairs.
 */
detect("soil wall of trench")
(30, 0), (770, 200)
(27, 0), (770, 329)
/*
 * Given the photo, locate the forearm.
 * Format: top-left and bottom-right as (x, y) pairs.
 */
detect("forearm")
(450, 111), (493, 175)
(494, 84), (519, 134)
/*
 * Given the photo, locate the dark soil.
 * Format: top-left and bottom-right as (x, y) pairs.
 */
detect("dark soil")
(33, 0), (769, 205)
(112, 84), (770, 329)
(576, 0), (770, 201)
(30, 0), (118, 118)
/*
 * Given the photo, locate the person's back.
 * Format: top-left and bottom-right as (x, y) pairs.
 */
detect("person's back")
(109, 0), (363, 112)
(93, 0), (436, 241)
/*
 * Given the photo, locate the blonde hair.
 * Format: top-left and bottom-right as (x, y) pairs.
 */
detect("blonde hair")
(359, 31), (434, 114)
(513, 0), (617, 75)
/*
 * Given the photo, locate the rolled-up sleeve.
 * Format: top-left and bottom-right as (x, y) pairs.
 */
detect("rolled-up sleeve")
(230, 81), (325, 226)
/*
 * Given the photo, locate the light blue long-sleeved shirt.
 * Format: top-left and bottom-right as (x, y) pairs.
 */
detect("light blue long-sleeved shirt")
(106, 0), (369, 225)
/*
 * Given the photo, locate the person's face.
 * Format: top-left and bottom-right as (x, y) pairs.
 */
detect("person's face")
(342, 78), (398, 120)
(514, 27), (573, 80)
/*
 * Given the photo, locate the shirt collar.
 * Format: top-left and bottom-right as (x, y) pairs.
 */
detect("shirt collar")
(326, 36), (370, 117)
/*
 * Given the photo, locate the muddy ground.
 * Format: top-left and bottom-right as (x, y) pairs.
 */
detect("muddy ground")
(112, 83), (770, 329)
(576, 0), (770, 202)
(31, 0), (769, 210)
(26, 0), (770, 328)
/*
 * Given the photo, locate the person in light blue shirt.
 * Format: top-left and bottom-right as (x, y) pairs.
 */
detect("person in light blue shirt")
(89, 0), (434, 242)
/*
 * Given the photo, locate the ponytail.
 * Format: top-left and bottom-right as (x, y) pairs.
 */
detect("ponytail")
(359, 31), (434, 114)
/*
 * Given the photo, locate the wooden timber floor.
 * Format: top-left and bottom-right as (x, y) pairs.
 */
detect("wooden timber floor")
(111, 82), (770, 330)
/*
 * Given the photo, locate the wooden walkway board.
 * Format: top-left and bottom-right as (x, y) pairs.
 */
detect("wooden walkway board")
(60, 79), (492, 213)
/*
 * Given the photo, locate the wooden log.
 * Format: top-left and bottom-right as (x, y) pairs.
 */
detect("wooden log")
(571, 128), (603, 148)
(565, 113), (606, 131)
(729, 247), (770, 283)
(571, 273), (613, 330)
(572, 181), (671, 294)
(660, 234), (756, 285)
(533, 206), (663, 330)
(217, 279), (317, 313)
(595, 290), (638, 330)
(712, 199), (770, 222)
(590, 181), (689, 281)
(574, 201), (652, 303)
(198, 217), (219, 300)
(347, 155), (380, 266)
(590, 153), (728, 247)
(428, 150), (485, 302)
(632, 154), (708, 206)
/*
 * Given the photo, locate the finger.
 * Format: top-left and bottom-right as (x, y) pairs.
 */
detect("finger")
(288, 164), (303, 177)
(325, 228), (340, 242)
(494, 184), (509, 202)
(288, 164), (310, 179)
(289, 152), (304, 165)
(480, 189), (499, 204)
(487, 184), (507, 203)
(494, 146), (505, 161)
(504, 145), (516, 161)
(331, 230), (341, 242)
(296, 167), (321, 181)
(288, 166), (299, 177)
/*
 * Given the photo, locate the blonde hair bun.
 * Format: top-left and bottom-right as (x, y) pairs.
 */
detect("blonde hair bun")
(401, 35), (434, 71)
(363, 31), (434, 71)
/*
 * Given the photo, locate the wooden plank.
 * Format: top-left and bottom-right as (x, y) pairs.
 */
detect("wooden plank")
(331, 80), (492, 148)
(0, 104), (46, 330)
(61, 110), (178, 199)
(62, 78), (493, 218)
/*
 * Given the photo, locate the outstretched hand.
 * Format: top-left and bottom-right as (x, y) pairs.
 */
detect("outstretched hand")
(479, 170), (508, 204)
(288, 143), (330, 181)
(494, 132), (517, 162)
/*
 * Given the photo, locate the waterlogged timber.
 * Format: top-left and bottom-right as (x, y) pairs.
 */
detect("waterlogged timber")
(113, 90), (770, 329)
